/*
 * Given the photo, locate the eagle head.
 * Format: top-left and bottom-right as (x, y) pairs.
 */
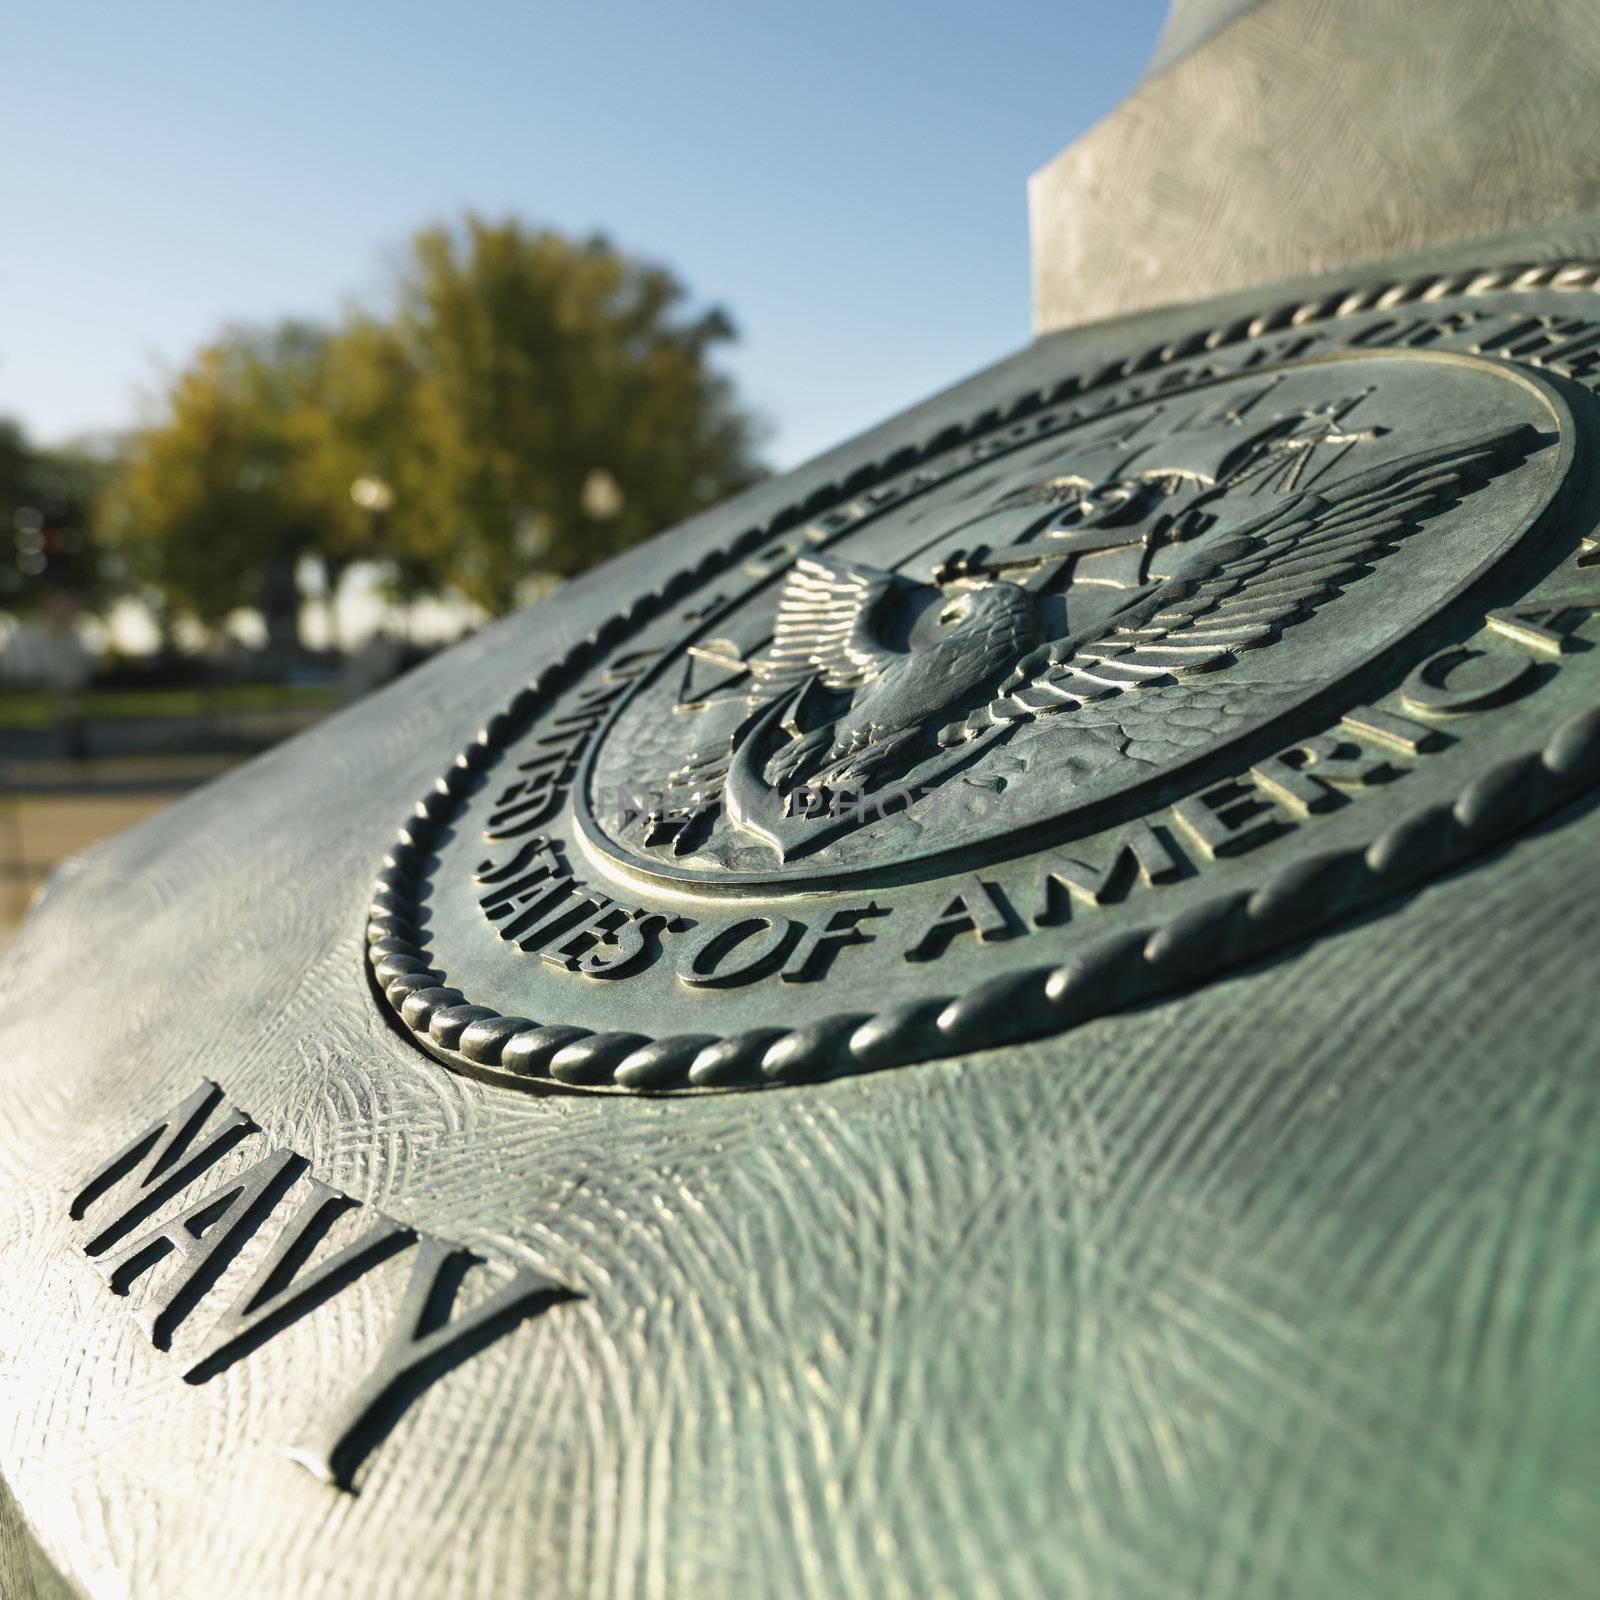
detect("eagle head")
(934, 579), (1041, 656)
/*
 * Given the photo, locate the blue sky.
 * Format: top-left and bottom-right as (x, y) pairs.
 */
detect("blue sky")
(4, 1), (1168, 470)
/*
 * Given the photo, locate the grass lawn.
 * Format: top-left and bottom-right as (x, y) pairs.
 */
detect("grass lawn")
(0, 682), (342, 730)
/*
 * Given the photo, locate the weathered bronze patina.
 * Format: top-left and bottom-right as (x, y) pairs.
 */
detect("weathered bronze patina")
(6, 5), (1600, 1596)
(373, 327), (1591, 1097)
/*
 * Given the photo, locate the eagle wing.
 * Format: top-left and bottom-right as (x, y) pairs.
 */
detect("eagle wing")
(945, 424), (1541, 743)
(750, 553), (902, 693)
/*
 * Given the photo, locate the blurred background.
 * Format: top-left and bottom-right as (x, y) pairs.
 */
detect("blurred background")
(0, 0), (1167, 944)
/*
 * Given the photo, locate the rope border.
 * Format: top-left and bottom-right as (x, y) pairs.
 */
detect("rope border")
(366, 260), (1600, 1094)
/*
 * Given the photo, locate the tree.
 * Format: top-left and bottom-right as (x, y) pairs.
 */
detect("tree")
(100, 214), (768, 646)
(0, 418), (111, 616)
(99, 322), (356, 650)
(330, 214), (768, 614)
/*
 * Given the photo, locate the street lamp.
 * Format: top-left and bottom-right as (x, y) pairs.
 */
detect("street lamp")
(344, 476), (397, 654)
(350, 475), (395, 517)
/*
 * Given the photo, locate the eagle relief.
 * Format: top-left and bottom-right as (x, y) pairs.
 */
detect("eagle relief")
(369, 286), (1600, 1095)
(599, 405), (1534, 868)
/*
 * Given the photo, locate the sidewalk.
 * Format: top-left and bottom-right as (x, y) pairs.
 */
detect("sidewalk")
(1, 700), (337, 952)
(1, 788), (184, 931)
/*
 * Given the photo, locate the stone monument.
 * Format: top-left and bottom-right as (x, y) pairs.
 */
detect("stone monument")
(6, 3), (1600, 1594)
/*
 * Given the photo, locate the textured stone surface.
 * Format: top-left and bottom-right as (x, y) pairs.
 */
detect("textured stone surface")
(1141, 0), (1266, 82)
(0, 1480), (75, 1600)
(7, 235), (1600, 1596)
(1033, 0), (1600, 332)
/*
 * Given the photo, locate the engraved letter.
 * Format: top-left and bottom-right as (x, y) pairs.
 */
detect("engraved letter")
(474, 836), (558, 888)
(1249, 735), (1391, 819)
(903, 877), (1014, 962)
(88, 1147), (304, 1349)
(1032, 820), (1181, 926)
(1486, 597), (1600, 657)
(1400, 645), (1533, 715)
(545, 905), (671, 979)
(184, 1180), (414, 1383)
(73, 1080), (255, 1256)
(1171, 780), (1279, 861)
(484, 743), (582, 839)
(780, 904), (887, 982)
(287, 1237), (575, 1490)
(1339, 705), (1443, 755)
(677, 915), (799, 988)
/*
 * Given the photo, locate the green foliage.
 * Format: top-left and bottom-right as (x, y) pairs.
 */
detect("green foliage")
(99, 322), (349, 637)
(371, 217), (767, 612)
(0, 418), (110, 614)
(99, 214), (768, 634)
(0, 680), (340, 730)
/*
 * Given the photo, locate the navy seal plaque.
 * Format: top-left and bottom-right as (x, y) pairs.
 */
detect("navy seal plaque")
(13, 0), (1600, 1585)
(10, 253), (1600, 1599)
(370, 270), (1600, 1094)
